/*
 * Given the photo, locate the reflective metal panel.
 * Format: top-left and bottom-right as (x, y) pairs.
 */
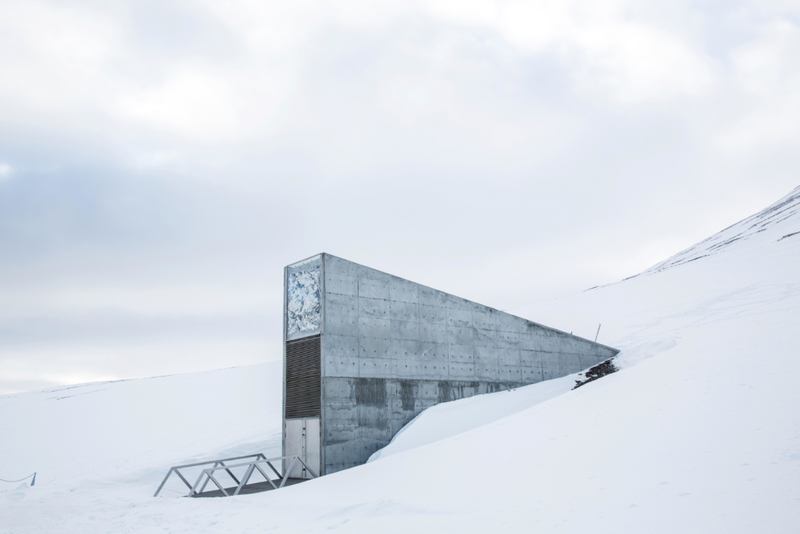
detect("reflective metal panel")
(286, 255), (322, 341)
(284, 417), (320, 479)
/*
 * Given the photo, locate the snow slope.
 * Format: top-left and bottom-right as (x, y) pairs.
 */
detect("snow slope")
(2, 186), (800, 533)
(0, 364), (282, 497)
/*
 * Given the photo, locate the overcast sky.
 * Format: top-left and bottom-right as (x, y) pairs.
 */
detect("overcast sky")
(1, 0), (798, 394)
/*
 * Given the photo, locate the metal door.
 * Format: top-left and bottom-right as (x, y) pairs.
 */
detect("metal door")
(284, 417), (320, 478)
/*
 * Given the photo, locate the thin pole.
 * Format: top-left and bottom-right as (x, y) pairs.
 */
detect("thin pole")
(594, 324), (602, 342)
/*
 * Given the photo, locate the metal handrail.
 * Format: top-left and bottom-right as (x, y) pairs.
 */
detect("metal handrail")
(154, 454), (318, 497)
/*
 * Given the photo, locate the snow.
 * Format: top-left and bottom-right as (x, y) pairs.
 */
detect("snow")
(0, 365), (283, 497)
(367, 373), (579, 462)
(2, 186), (800, 532)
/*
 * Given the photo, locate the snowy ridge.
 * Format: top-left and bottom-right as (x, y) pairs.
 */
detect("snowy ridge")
(639, 185), (800, 276)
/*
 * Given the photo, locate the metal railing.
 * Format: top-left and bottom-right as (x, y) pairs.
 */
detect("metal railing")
(154, 453), (318, 498)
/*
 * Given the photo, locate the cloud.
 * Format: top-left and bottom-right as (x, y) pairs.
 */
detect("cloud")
(115, 69), (241, 140)
(0, 163), (11, 181)
(714, 18), (800, 153)
(0, 1), (118, 124)
(421, 0), (716, 103)
(568, 22), (715, 103)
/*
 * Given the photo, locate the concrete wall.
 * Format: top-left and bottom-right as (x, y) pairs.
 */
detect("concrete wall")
(317, 254), (618, 474)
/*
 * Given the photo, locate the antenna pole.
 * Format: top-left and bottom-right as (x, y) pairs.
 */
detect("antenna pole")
(594, 324), (601, 343)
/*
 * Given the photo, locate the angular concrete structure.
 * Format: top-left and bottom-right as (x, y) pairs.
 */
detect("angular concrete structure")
(282, 253), (619, 476)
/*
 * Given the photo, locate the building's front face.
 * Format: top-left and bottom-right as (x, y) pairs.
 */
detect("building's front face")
(283, 255), (323, 478)
(283, 254), (619, 477)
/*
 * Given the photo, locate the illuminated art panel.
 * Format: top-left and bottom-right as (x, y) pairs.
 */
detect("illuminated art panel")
(286, 255), (321, 340)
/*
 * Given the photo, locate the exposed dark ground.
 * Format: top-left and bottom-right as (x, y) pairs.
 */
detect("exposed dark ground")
(573, 359), (618, 389)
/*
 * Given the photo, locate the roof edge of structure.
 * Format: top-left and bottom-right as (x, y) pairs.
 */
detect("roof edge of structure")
(306, 252), (619, 355)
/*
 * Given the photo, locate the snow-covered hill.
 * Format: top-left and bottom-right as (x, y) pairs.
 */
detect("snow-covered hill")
(0, 364), (282, 496)
(2, 186), (799, 533)
(640, 185), (800, 276)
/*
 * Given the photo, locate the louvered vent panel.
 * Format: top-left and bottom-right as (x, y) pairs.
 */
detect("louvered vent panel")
(285, 335), (321, 419)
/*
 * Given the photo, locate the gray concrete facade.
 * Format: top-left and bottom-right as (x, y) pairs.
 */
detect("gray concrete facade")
(283, 253), (619, 475)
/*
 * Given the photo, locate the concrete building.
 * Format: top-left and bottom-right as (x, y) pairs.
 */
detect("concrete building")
(283, 253), (619, 477)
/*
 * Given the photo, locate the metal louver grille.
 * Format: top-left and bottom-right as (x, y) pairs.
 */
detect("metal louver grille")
(285, 334), (321, 419)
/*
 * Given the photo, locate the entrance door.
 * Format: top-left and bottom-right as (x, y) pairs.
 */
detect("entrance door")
(284, 417), (320, 478)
